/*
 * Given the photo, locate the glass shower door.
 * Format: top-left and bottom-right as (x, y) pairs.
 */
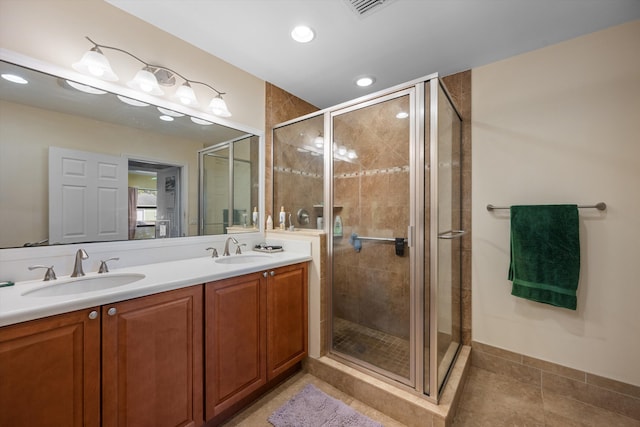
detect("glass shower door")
(431, 82), (463, 393)
(330, 90), (414, 384)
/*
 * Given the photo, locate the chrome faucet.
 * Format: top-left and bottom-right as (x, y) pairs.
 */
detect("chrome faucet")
(223, 237), (239, 256)
(71, 249), (89, 277)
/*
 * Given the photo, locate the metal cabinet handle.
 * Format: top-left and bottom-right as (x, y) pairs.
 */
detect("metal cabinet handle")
(88, 310), (98, 320)
(107, 307), (117, 316)
(270, 271), (275, 277)
(437, 230), (467, 240)
(263, 272), (268, 278)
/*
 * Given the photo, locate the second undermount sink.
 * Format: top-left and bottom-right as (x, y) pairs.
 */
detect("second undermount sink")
(22, 273), (146, 297)
(215, 254), (272, 265)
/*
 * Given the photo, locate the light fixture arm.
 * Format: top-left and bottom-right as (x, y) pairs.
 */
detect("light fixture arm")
(84, 36), (226, 96)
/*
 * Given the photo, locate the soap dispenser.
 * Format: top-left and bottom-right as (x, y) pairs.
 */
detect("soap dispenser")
(266, 214), (273, 230)
(279, 206), (286, 230)
(333, 215), (343, 237)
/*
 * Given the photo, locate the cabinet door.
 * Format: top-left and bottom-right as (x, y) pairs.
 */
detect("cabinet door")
(102, 286), (203, 427)
(0, 308), (101, 427)
(205, 272), (266, 419)
(267, 262), (308, 380)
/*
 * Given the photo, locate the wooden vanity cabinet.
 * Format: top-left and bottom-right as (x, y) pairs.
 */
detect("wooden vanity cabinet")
(0, 307), (101, 427)
(205, 262), (308, 422)
(0, 285), (203, 427)
(266, 262), (308, 380)
(205, 271), (267, 419)
(102, 285), (204, 427)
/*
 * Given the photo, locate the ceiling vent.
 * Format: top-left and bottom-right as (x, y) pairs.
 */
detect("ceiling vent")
(344, 0), (398, 18)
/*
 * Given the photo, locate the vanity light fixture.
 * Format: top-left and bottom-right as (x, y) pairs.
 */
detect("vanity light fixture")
(190, 117), (213, 126)
(1, 73), (28, 84)
(313, 132), (324, 148)
(291, 25), (315, 43)
(157, 107), (184, 117)
(396, 111), (409, 119)
(159, 115), (174, 122)
(117, 95), (149, 107)
(73, 36), (232, 117)
(65, 80), (107, 95)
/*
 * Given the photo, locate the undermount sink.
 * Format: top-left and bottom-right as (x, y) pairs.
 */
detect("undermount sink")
(22, 273), (146, 297)
(215, 254), (272, 265)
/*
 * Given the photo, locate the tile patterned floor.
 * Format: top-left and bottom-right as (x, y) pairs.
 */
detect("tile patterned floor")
(223, 367), (640, 427)
(453, 367), (640, 427)
(332, 317), (410, 378)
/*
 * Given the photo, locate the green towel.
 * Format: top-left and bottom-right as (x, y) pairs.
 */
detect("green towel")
(508, 205), (580, 310)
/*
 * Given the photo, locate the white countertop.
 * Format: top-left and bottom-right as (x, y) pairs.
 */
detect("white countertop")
(0, 250), (311, 327)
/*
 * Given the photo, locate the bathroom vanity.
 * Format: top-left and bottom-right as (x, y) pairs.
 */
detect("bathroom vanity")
(0, 252), (310, 427)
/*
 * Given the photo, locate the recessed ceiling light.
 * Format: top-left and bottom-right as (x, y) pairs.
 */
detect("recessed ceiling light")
(159, 115), (174, 122)
(1, 73), (28, 84)
(355, 76), (375, 87)
(291, 25), (315, 43)
(396, 111), (409, 119)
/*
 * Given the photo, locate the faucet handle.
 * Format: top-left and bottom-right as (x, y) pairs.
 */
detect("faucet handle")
(206, 247), (219, 258)
(98, 257), (120, 273)
(235, 243), (247, 255)
(28, 265), (57, 281)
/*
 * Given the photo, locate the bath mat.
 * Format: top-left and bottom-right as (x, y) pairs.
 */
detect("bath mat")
(268, 383), (383, 427)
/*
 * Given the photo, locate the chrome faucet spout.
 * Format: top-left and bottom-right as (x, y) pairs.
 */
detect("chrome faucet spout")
(223, 237), (239, 256)
(71, 249), (89, 277)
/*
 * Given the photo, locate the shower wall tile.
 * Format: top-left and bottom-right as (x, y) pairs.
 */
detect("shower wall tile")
(265, 82), (319, 216)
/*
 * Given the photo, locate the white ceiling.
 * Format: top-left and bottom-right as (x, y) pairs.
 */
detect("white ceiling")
(108, 0), (640, 109)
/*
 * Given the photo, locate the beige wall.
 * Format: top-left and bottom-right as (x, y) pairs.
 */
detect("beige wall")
(472, 20), (640, 385)
(0, 0), (265, 131)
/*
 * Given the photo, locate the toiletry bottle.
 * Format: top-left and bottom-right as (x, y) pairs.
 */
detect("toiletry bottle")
(252, 207), (258, 228)
(266, 214), (273, 230)
(317, 216), (324, 230)
(279, 206), (286, 230)
(289, 213), (294, 231)
(334, 215), (343, 237)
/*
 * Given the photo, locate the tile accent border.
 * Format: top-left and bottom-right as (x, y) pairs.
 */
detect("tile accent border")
(471, 341), (640, 421)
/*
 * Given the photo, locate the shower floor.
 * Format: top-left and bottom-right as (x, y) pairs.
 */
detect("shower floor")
(332, 317), (410, 379)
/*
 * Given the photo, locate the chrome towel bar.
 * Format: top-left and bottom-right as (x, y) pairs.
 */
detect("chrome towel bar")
(486, 202), (606, 212)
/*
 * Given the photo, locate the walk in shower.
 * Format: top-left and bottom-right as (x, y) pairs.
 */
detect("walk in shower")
(273, 75), (464, 402)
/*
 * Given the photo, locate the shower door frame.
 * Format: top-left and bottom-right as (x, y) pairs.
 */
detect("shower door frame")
(428, 78), (465, 401)
(269, 73), (463, 403)
(326, 87), (420, 388)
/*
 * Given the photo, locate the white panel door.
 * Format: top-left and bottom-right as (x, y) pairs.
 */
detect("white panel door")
(49, 147), (128, 244)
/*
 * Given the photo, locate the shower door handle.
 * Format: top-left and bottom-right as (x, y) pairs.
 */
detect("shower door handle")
(437, 230), (467, 239)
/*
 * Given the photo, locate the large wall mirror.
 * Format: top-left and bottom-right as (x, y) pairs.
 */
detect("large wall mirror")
(0, 57), (262, 249)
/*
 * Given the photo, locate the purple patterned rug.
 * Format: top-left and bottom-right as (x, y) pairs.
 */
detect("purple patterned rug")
(268, 383), (383, 427)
